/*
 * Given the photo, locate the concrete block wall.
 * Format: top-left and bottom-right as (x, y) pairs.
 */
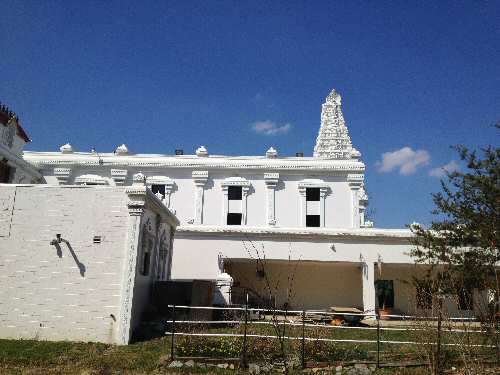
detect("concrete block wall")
(0, 185), (131, 343)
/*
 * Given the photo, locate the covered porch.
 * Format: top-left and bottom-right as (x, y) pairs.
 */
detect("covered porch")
(225, 259), (367, 311)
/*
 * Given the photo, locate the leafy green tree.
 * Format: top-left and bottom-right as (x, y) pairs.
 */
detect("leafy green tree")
(410, 127), (499, 374)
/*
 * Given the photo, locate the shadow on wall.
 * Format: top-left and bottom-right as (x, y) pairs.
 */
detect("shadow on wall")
(51, 240), (86, 277)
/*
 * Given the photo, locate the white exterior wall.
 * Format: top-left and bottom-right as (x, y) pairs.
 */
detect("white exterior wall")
(25, 153), (363, 230)
(0, 184), (178, 344)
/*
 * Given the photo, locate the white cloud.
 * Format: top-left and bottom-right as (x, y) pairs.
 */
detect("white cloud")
(377, 147), (430, 175)
(429, 160), (460, 178)
(251, 120), (291, 135)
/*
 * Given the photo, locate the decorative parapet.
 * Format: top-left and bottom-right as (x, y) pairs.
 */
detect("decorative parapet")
(110, 169), (128, 186)
(53, 167), (72, 185)
(23, 151), (366, 173)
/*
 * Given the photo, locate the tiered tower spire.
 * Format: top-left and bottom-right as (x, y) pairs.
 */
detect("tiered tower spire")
(313, 89), (355, 159)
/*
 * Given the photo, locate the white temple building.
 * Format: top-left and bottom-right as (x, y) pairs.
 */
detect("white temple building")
(1, 89), (476, 336)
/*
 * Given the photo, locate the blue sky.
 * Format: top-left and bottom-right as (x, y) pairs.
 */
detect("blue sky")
(1, 1), (498, 228)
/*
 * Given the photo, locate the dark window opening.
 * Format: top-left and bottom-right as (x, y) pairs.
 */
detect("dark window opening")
(228, 186), (242, 200)
(151, 184), (166, 197)
(306, 187), (320, 201)
(0, 160), (11, 183)
(375, 280), (394, 309)
(141, 237), (154, 276)
(457, 287), (473, 310)
(227, 213), (242, 225)
(142, 252), (151, 276)
(93, 236), (102, 244)
(306, 215), (320, 227)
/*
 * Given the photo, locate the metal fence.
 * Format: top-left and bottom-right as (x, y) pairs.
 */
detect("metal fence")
(165, 304), (495, 368)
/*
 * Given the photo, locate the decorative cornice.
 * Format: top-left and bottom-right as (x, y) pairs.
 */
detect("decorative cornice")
(23, 152), (365, 173)
(176, 225), (413, 241)
(146, 175), (174, 189)
(125, 185), (179, 226)
(298, 179), (330, 196)
(74, 174), (108, 185)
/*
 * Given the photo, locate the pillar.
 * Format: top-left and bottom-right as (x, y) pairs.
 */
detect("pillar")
(362, 261), (376, 315)
(192, 171), (208, 224)
(264, 173), (279, 226)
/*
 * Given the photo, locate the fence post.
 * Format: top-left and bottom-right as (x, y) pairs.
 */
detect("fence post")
(301, 310), (306, 369)
(241, 293), (249, 369)
(170, 305), (176, 361)
(376, 312), (380, 368)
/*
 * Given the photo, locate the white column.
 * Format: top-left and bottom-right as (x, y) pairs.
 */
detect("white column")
(264, 173), (279, 226)
(119, 180), (147, 344)
(362, 261), (376, 315)
(192, 171), (208, 225)
(241, 186), (250, 225)
(320, 187), (328, 227)
(347, 174), (364, 229)
(164, 180), (175, 208)
(221, 185), (229, 225)
(298, 186), (307, 227)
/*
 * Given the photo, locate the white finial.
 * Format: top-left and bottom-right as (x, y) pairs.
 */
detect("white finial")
(115, 144), (129, 155)
(155, 191), (164, 201)
(60, 143), (73, 154)
(132, 172), (146, 185)
(266, 147), (278, 158)
(196, 145), (208, 157)
(326, 89), (342, 104)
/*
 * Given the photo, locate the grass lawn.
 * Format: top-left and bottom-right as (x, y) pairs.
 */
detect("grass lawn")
(0, 321), (497, 375)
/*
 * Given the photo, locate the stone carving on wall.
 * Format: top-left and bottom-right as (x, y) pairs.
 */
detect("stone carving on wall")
(313, 89), (355, 159)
